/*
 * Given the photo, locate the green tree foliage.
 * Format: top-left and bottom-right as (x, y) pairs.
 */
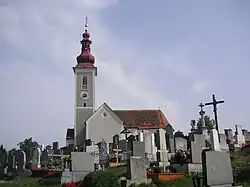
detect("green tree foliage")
(197, 115), (214, 131)
(17, 137), (39, 160)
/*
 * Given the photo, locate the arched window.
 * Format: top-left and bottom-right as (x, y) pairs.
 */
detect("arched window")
(82, 76), (87, 90)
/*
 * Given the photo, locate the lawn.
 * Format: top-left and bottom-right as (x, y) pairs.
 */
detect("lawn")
(1, 165), (249, 187)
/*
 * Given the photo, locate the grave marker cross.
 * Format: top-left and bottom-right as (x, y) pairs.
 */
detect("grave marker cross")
(205, 94), (224, 142)
(113, 145), (121, 164)
(120, 126), (132, 152)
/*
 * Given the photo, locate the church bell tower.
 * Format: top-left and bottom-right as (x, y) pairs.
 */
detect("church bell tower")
(73, 17), (97, 148)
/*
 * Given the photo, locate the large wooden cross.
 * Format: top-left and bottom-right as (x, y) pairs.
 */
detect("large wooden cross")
(205, 94), (224, 142)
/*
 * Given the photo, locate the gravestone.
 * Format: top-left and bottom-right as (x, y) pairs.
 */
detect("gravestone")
(71, 152), (95, 172)
(0, 148), (7, 179)
(132, 141), (145, 158)
(7, 150), (16, 173)
(127, 135), (136, 152)
(62, 151), (95, 184)
(138, 132), (144, 142)
(144, 132), (157, 162)
(224, 129), (233, 142)
(97, 140), (109, 168)
(155, 129), (169, 168)
(127, 156), (147, 185)
(86, 145), (99, 165)
(202, 150), (233, 187)
(211, 129), (220, 151)
(41, 150), (49, 167)
(174, 137), (187, 151)
(31, 147), (41, 169)
(219, 134), (229, 151)
(53, 141), (59, 153)
(235, 125), (245, 146)
(155, 129), (167, 150)
(118, 139), (127, 152)
(15, 150), (26, 173)
(112, 134), (119, 149)
(190, 134), (206, 163)
(165, 124), (175, 153)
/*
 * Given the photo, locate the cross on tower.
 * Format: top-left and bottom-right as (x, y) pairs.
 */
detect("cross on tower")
(85, 16), (88, 31)
(205, 94), (224, 142)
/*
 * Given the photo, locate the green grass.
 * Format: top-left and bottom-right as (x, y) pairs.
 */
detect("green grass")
(0, 177), (60, 187)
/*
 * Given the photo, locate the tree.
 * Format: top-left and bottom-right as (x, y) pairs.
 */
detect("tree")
(17, 137), (39, 161)
(197, 115), (214, 131)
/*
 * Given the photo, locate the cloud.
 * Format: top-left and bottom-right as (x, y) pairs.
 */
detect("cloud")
(192, 81), (208, 95)
(0, 0), (182, 149)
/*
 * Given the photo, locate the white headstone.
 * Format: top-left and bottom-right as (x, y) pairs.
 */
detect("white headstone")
(151, 133), (157, 160)
(138, 132), (144, 142)
(32, 147), (41, 168)
(235, 125), (245, 145)
(71, 152), (95, 172)
(210, 129), (221, 151)
(144, 132), (157, 161)
(156, 129), (167, 150)
(86, 145), (99, 164)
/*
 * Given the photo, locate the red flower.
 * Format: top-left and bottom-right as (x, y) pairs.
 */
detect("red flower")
(147, 169), (153, 175)
(65, 182), (76, 187)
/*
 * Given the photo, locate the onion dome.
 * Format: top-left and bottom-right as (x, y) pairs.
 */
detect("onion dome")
(76, 17), (95, 65)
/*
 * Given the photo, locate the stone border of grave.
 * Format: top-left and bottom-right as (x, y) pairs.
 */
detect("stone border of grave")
(147, 172), (185, 181)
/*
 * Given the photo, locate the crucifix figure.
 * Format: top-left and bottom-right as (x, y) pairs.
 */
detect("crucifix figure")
(198, 103), (206, 134)
(205, 94), (224, 142)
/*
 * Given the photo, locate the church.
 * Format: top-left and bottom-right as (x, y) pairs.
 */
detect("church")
(65, 21), (171, 151)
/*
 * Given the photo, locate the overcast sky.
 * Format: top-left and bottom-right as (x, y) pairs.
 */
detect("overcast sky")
(0, 0), (249, 149)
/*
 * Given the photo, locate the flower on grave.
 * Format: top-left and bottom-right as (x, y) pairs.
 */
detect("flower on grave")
(65, 182), (76, 187)
(64, 181), (82, 187)
(174, 148), (191, 164)
(147, 168), (153, 175)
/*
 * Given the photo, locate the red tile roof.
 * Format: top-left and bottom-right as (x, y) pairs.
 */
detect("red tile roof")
(113, 110), (170, 129)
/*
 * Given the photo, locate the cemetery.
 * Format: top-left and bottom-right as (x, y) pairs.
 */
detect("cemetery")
(1, 108), (250, 187)
(1, 17), (250, 187)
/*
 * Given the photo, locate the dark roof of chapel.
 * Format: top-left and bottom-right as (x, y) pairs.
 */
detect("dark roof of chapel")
(113, 110), (170, 129)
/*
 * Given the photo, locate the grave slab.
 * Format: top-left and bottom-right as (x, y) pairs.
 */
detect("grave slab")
(132, 141), (145, 158)
(127, 156), (147, 184)
(71, 152), (94, 172)
(202, 150), (233, 186)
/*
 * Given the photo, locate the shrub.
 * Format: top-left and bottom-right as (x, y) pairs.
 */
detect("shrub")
(81, 170), (119, 187)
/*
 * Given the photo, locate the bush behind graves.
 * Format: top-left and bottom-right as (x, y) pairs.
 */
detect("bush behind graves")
(81, 170), (119, 187)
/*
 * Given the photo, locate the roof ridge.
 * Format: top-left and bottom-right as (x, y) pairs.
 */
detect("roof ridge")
(113, 109), (160, 112)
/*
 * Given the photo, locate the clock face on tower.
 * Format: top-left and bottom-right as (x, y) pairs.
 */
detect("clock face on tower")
(80, 91), (88, 100)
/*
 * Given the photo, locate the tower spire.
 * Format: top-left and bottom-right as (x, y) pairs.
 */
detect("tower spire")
(76, 16), (95, 67)
(85, 16), (88, 32)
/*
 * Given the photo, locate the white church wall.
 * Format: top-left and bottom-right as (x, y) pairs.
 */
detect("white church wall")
(86, 104), (123, 144)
